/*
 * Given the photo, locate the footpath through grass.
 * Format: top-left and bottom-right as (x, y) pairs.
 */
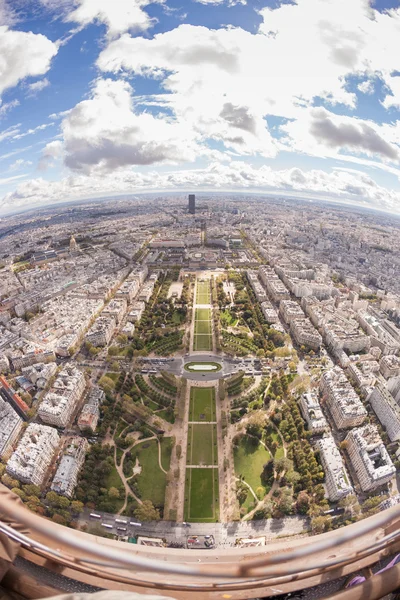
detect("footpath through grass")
(128, 438), (173, 506)
(233, 437), (271, 496)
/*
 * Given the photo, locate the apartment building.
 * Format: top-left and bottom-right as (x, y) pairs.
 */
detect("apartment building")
(127, 302), (146, 323)
(0, 397), (23, 459)
(299, 392), (328, 434)
(51, 437), (88, 498)
(38, 366), (86, 428)
(279, 300), (304, 324)
(77, 388), (104, 432)
(0, 354), (10, 373)
(22, 362), (57, 389)
(369, 381), (400, 442)
(115, 279), (139, 303)
(260, 301), (278, 324)
(345, 425), (395, 492)
(6, 423), (60, 485)
(290, 318), (322, 350)
(320, 367), (367, 429)
(380, 355), (400, 380)
(317, 436), (353, 501)
(85, 317), (116, 347)
(258, 266), (290, 303)
(102, 299), (127, 325)
(11, 350), (56, 371)
(55, 333), (80, 357)
(247, 271), (268, 303)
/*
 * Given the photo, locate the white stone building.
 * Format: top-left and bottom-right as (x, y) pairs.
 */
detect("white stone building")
(51, 437), (88, 498)
(85, 317), (116, 347)
(6, 424), (60, 485)
(290, 318), (322, 350)
(380, 355), (400, 380)
(345, 425), (395, 492)
(38, 366), (86, 428)
(299, 392), (328, 434)
(320, 367), (367, 429)
(317, 436), (353, 502)
(279, 300), (304, 324)
(369, 381), (400, 442)
(0, 397), (23, 459)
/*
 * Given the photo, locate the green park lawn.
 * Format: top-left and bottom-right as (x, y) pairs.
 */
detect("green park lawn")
(195, 308), (211, 321)
(184, 467), (219, 522)
(234, 437), (271, 496)
(196, 282), (210, 304)
(129, 438), (173, 505)
(194, 319), (212, 334)
(193, 334), (213, 351)
(189, 387), (216, 422)
(187, 424), (218, 465)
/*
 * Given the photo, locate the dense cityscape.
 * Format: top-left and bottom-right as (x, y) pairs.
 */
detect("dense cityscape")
(0, 193), (399, 552)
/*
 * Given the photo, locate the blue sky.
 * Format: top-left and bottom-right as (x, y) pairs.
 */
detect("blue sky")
(1, 0), (400, 214)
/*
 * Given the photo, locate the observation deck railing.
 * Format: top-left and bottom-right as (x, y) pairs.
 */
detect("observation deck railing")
(1, 486), (400, 599)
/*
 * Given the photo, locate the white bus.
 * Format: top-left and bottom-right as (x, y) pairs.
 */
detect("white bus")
(117, 527), (127, 532)
(129, 521), (142, 527)
(115, 518), (128, 524)
(101, 523), (113, 529)
(89, 513), (101, 519)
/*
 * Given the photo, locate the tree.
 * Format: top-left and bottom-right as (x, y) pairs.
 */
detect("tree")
(274, 457), (293, 475)
(296, 491), (311, 515)
(311, 515), (331, 534)
(108, 487), (120, 499)
(2, 473), (20, 489)
(52, 514), (67, 526)
(46, 491), (60, 506)
(71, 500), (84, 514)
(134, 500), (160, 522)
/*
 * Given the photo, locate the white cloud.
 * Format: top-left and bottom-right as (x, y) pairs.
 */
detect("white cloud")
(12, 121), (54, 141)
(0, 124), (20, 143)
(0, 0), (16, 26)
(97, 1), (400, 170)
(63, 0), (163, 37)
(26, 77), (50, 95)
(193, 0), (246, 5)
(59, 78), (204, 174)
(0, 98), (19, 118)
(2, 161), (400, 213)
(358, 79), (375, 95)
(0, 173), (27, 187)
(38, 140), (63, 170)
(0, 26), (58, 97)
(9, 158), (33, 171)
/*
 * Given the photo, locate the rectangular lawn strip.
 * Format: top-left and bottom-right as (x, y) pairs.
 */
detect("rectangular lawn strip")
(189, 387), (216, 422)
(184, 467), (219, 522)
(195, 308), (211, 321)
(129, 438), (172, 506)
(194, 334), (212, 351)
(194, 319), (212, 334)
(233, 437), (271, 495)
(187, 423), (217, 465)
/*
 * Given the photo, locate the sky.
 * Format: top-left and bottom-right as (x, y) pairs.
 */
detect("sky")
(1, 0), (400, 214)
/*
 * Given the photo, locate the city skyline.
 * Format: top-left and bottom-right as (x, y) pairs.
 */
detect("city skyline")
(1, 1), (400, 214)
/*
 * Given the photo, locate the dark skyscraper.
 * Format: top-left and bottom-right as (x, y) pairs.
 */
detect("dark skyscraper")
(188, 194), (195, 214)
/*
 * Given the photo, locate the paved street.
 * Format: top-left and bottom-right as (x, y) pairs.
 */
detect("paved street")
(79, 508), (308, 547)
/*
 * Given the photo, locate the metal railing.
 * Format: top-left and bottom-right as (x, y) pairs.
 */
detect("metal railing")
(2, 490), (400, 599)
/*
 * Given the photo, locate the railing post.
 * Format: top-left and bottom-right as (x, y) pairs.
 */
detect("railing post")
(0, 484), (30, 583)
